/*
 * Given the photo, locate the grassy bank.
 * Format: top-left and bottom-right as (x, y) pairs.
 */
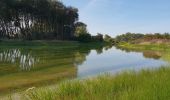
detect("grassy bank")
(0, 40), (110, 49)
(0, 40), (79, 47)
(117, 42), (170, 51)
(21, 67), (170, 100)
(116, 42), (170, 62)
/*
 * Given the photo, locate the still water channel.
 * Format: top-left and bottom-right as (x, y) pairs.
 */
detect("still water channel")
(0, 44), (169, 94)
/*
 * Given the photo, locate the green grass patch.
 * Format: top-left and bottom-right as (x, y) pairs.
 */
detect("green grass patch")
(22, 67), (170, 100)
(117, 42), (170, 51)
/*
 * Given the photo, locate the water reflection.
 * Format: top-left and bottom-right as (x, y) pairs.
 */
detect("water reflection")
(143, 51), (162, 60)
(104, 45), (113, 51)
(115, 46), (163, 60)
(0, 44), (169, 95)
(0, 44), (110, 94)
(74, 52), (87, 65)
(77, 46), (169, 78)
(0, 49), (39, 71)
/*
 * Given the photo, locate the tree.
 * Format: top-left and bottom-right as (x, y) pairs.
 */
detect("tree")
(104, 34), (114, 43)
(0, 0), (79, 40)
(77, 33), (91, 42)
(115, 32), (144, 43)
(74, 21), (92, 42)
(96, 33), (103, 42)
(74, 22), (88, 37)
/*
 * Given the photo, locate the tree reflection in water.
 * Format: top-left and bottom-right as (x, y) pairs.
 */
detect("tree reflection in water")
(0, 44), (113, 95)
(143, 51), (162, 60)
(0, 49), (39, 71)
(115, 46), (163, 60)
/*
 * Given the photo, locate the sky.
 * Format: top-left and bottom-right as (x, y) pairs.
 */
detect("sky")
(62, 0), (170, 36)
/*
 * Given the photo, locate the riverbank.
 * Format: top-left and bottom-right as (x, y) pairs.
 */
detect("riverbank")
(19, 66), (170, 100)
(0, 40), (110, 50)
(117, 42), (170, 62)
(117, 42), (170, 51)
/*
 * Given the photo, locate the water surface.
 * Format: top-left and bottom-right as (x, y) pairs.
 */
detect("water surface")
(78, 47), (168, 77)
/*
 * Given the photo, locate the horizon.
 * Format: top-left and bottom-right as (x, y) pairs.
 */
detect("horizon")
(62, 0), (170, 37)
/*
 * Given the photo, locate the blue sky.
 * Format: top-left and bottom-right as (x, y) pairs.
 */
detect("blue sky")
(62, 0), (170, 36)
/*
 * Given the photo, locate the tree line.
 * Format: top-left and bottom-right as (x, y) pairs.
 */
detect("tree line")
(0, 0), (114, 43)
(74, 22), (104, 42)
(115, 32), (170, 43)
(0, 0), (78, 40)
(74, 22), (116, 43)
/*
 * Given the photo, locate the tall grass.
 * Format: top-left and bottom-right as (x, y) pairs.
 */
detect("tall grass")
(24, 67), (170, 100)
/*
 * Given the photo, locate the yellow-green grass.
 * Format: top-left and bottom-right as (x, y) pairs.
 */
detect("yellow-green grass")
(0, 48), (78, 95)
(117, 42), (170, 51)
(23, 67), (170, 100)
(117, 42), (170, 62)
(0, 65), (77, 96)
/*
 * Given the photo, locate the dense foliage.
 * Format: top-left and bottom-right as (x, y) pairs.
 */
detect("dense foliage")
(115, 32), (144, 43)
(115, 32), (170, 43)
(74, 22), (104, 42)
(0, 0), (78, 40)
(0, 0), (112, 42)
(104, 34), (115, 43)
(144, 33), (170, 40)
